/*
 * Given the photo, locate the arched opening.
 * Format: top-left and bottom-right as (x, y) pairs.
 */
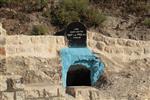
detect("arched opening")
(66, 65), (91, 86)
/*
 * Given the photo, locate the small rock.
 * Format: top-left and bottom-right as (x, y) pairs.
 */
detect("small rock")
(0, 23), (6, 35)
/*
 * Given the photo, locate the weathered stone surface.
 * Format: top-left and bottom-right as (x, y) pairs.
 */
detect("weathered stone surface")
(96, 42), (105, 51)
(66, 86), (100, 100)
(65, 86), (116, 100)
(15, 91), (25, 100)
(6, 57), (28, 75)
(0, 36), (6, 45)
(6, 56), (61, 84)
(12, 78), (24, 91)
(26, 97), (65, 100)
(104, 46), (113, 53)
(0, 32), (149, 100)
(0, 58), (6, 74)
(90, 32), (150, 62)
(6, 36), (65, 58)
(1, 92), (14, 100)
(144, 47), (150, 54)
(0, 75), (24, 92)
(117, 39), (127, 46)
(6, 78), (14, 91)
(0, 76), (7, 91)
(24, 84), (65, 99)
(0, 47), (6, 55)
(49, 97), (65, 100)
(0, 23), (6, 35)
(125, 40), (137, 47)
(6, 36), (19, 45)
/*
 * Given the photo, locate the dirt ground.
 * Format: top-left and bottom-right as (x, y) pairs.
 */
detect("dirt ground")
(95, 54), (150, 99)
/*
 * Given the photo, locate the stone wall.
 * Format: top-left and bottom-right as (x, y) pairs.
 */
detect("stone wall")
(0, 32), (150, 84)
(0, 35), (67, 100)
(5, 35), (66, 84)
(6, 35), (65, 58)
(0, 32), (150, 100)
(87, 31), (150, 73)
(88, 32), (150, 62)
(0, 36), (6, 74)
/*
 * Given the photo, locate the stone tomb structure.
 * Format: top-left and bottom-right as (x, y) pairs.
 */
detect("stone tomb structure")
(1, 22), (150, 99)
(60, 22), (104, 87)
(0, 22), (104, 100)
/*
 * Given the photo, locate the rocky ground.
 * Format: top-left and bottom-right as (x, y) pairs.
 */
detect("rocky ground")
(0, 8), (57, 35)
(0, 1), (150, 40)
(95, 56), (150, 100)
(101, 15), (150, 41)
(87, 32), (150, 99)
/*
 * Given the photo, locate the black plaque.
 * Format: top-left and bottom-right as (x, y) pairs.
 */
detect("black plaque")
(66, 22), (87, 47)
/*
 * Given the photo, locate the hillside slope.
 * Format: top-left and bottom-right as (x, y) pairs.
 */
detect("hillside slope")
(0, 0), (149, 41)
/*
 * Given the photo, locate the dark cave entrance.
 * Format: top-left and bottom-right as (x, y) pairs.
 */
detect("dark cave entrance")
(66, 65), (91, 86)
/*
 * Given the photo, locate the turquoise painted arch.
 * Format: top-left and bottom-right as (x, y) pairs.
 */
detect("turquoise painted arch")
(60, 48), (104, 87)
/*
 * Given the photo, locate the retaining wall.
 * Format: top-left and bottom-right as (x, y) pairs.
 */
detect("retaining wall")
(88, 32), (150, 62)
(0, 32), (150, 100)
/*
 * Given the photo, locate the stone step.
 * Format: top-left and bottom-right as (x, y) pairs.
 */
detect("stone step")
(66, 86), (100, 100)
(24, 83), (66, 99)
(66, 86), (117, 100)
(26, 96), (65, 100)
(25, 94), (76, 100)
(24, 85), (115, 100)
(66, 86), (116, 100)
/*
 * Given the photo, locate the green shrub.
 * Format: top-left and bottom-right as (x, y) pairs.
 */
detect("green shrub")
(51, 8), (80, 27)
(143, 18), (150, 27)
(62, 0), (89, 13)
(32, 25), (49, 35)
(50, 0), (106, 28)
(22, 0), (48, 12)
(85, 8), (106, 27)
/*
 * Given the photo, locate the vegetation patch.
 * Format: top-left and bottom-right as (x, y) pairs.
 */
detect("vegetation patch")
(32, 25), (49, 35)
(48, 0), (106, 28)
(143, 18), (150, 27)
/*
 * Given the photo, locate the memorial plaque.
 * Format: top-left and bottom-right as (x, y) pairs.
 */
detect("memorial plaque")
(66, 22), (87, 47)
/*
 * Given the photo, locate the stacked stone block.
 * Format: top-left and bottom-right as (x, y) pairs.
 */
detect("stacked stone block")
(0, 36), (6, 74)
(88, 32), (150, 62)
(0, 32), (150, 99)
(5, 36), (65, 84)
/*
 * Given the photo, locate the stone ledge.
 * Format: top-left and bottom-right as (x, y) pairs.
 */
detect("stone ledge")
(66, 86), (100, 100)
(91, 31), (150, 47)
(24, 84), (65, 99)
